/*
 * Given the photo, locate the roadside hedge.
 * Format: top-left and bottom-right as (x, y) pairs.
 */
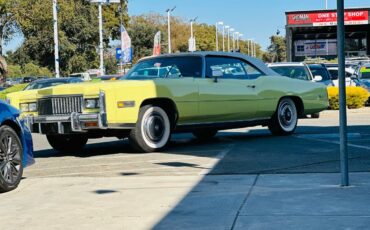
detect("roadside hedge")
(327, 86), (369, 110)
(0, 84), (28, 100)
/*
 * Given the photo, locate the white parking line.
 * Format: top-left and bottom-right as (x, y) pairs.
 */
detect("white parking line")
(296, 135), (370, 151)
(199, 144), (234, 175)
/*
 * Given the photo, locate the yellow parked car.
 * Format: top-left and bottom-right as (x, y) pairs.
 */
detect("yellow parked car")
(24, 52), (329, 152)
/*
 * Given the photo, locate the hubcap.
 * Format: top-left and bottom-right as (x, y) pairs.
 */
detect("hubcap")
(0, 135), (21, 184)
(144, 113), (165, 142)
(278, 101), (296, 131)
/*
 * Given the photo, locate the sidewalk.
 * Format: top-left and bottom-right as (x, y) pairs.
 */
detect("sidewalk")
(2, 173), (370, 230)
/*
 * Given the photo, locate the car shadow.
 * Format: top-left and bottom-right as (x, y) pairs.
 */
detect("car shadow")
(151, 124), (370, 229)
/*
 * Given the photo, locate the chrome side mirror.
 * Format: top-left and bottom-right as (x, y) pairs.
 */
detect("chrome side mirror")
(313, 75), (323, 82)
(212, 69), (223, 83)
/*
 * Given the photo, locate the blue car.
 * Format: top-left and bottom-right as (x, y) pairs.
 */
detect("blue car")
(0, 100), (34, 192)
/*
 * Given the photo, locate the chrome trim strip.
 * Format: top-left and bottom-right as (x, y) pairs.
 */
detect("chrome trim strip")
(177, 117), (270, 127)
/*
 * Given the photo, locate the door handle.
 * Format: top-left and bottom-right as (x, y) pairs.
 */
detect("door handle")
(246, 85), (256, 89)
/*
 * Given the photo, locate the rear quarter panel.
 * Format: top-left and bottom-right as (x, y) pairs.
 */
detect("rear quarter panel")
(255, 75), (329, 117)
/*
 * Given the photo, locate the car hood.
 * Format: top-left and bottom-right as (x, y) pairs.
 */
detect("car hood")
(7, 89), (39, 102)
(36, 80), (157, 97)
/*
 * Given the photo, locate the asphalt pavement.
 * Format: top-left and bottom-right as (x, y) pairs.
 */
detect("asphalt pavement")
(1, 108), (370, 230)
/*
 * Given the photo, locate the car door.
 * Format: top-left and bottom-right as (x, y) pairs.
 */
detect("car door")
(196, 56), (261, 123)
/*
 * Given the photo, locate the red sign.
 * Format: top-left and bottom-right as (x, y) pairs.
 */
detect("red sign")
(287, 10), (369, 26)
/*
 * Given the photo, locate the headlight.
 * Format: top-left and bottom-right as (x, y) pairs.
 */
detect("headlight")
(29, 103), (37, 112)
(20, 103), (29, 112)
(84, 98), (100, 109)
(20, 102), (37, 112)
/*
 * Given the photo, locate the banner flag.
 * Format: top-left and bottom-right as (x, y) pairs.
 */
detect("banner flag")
(121, 25), (132, 63)
(153, 31), (161, 56)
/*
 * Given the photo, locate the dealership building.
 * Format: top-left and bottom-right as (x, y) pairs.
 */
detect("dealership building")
(285, 7), (370, 61)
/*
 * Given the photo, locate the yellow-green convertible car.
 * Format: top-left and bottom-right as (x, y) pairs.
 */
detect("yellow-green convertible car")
(24, 52), (329, 152)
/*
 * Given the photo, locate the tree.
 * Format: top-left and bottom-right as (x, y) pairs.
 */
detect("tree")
(263, 35), (286, 63)
(10, 0), (128, 76)
(128, 15), (163, 62)
(0, 0), (18, 55)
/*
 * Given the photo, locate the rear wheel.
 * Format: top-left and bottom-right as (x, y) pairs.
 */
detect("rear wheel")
(192, 129), (218, 141)
(46, 134), (88, 153)
(268, 98), (298, 136)
(129, 105), (171, 153)
(0, 125), (23, 193)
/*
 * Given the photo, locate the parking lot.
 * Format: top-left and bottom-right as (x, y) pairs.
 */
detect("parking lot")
(1, 108), (370, 229)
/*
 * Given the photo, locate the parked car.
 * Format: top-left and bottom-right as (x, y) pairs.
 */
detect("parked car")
(308, 64), (334, 86)
(4, 79), (14, 87)
(7, 77), (83, 113)
(70, 72), (91, 81)
(267, 62), (315, 81)
(267, 62), (323, 118)
(24, 52), (329, 153)
(92, 75), (123, 82)
(22, 77), (36, 83)
(325, 65), (358, 87)
(0, 100), (34, 192)
(356, 63), (370, 105)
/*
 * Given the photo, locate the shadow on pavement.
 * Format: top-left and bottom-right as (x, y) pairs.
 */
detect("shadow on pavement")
(153, 124), (370, 229)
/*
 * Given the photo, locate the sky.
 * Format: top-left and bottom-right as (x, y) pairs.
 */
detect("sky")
(3, 0), (370, 54)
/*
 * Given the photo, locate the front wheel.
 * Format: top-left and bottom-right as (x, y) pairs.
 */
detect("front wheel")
(0, 125), (23, 193)
(46, 135), (88, 153)
(268, 98), (298, 136)
(129, 105), (172, 153)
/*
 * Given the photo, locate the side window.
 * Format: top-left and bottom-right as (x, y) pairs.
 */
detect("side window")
(241, 62), (264, 79)
(206, 57), (247, 79)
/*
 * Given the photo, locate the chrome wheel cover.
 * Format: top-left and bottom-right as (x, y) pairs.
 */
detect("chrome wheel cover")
(278, 100), (297, 132)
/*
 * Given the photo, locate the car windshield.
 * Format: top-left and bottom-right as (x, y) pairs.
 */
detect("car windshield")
(24, 80), (77, 90)
(270, 66), (312, 81)
(124, 56), (202, 79)
(308, 66), (331, 81)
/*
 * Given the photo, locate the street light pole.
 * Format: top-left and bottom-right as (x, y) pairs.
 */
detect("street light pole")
(166, 6), (176, 54)
(238, 33), (243, 50)
(215, 22), (223, 51)
(337, 0), (349, 186)
(222, 25), (225, 52)
(229, 28), (234, 51)
(98, 2), (104, 75)
(224, 26), (229, 52)
(52, 0), (60, 78)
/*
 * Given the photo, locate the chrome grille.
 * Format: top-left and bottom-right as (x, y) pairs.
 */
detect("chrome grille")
(38, 96), (82, 115)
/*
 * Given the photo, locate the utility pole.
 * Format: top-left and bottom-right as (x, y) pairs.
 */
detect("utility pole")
(52, 0), (60, 78)
(98, 2), (104, 75)
(166, 6), (176, 54)
(326, 0), (328, 9)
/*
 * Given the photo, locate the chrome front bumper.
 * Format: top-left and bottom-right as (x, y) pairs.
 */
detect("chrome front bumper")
(25, 112), (107, 134)
(25, 91), (108, 134)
